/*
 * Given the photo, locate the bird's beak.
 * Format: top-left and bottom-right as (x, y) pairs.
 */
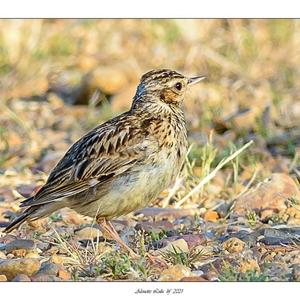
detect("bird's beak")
(187, 75), (206, 86)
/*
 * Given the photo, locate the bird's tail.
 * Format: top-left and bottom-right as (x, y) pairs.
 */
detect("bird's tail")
(4, 201), (64, 233)
(4, 208), (35, 233)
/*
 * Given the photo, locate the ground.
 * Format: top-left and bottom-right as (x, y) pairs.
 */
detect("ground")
(0, 19), (300, 281)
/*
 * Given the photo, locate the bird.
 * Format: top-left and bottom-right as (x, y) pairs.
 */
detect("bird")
(5, 69), (205, 256)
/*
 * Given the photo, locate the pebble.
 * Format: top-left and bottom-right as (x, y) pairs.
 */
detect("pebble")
(0, 274), (7, 281)
(36, 262), (60, 276)
(238, 258), (260, 273)
(135, 221), (173, 233)
(12, 274), (31, 282)
(260, 209), (275, 221)
(194, 245), (214, 256)
(287, 217), (300, 225)
(260, 228), (297, 245)
(135, 207), (200, 219)
(203, 210), (219, 222)
(31, 274), (62, 282)
(155, 233), (206, 250)
(16, 184), (37, 198)
(159, 265), (194, 281)
(60, 208), (86, 225)
(94, 276), (106, 281)
(181, 276), (207, 281)
(58, 269), (71, 280)
(50, 254), (73, 265)
(36, 242), (50, 251)
(75, 226), (102, 240)
(233, 173), (300, 216)
(0, 251), (6, 259)
(11, 249), (27, 257)
(25, 250), (41, 259)
(229, 230), (258, 247)
(0, 239), (35, 252)
(203, 271), (219, 281)
(181, 234), (207, 248)
(292, 264), (300, 281)
(86, 65), (130, 95)
(0, 258), (41, 280)
(156, 238), (189, 254)
(223, 237), (245, 253)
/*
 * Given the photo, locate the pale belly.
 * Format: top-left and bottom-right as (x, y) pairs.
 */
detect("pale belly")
(73, 150), (182, 219)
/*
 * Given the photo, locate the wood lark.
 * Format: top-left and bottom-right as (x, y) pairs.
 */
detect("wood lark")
(5, 69), (205, 255)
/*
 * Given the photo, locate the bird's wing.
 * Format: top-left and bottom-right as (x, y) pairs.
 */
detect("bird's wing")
(21, 113), (157, 207)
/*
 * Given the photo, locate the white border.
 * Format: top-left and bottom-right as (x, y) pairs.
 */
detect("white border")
(1, 282), (300, 300)
(0, 0), (299, 18)
(1, 0), (299, 299)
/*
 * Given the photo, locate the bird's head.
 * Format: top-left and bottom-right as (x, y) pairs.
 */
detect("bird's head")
(132, 69), (205, 110)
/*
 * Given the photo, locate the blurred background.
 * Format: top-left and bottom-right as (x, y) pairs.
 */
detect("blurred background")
(0, 19), (299, 208)
(1, 19), (300, 282)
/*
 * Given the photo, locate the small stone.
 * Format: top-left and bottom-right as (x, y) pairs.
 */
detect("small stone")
(223, 237), (245, 253)
(58, 269), (71, 280)
(25, 250), (40, 259)
(203, 210), (219, 222)
(0, 251), (6, 259)
(3, 239), (35, 252)
(230, 108), (259, 130)
(159, 265), (193, 281)
(260, 209), (275, 221)
(88, 66), (129, 94)
(0, 274), (7, 281)
(27, 219), (48, 231)
(16, 184), (37, 198)
(31, 274), (62, 282)
(157, 238), (189, 254)
(203, 271), (219, 281)
(11, 249), (27, 257)
(192, 270), (204, 277)
(135, 221), (173, 233)
(12, 274), (31, 282)
(292, 264), (300, 281)
(135, 207), (199, 218)
(75, 226), (102, 240)
(181, 276), (207, 281)
(49, 254), (73, 265)
(49, 254), (64, 265)
(60, 208), (86, 225)
(0, 258), (41, 280)
(238, 258), (260, 273)
(36, 242), (50, 251)
(230, 230), (258, 247)
(233, 173), (300, 216)
(35, 151), (65, 174)
(36, 262), (60, 276)
(181, 234), (207, 249)
(194, 245), (214, 256)
(287, 217), (300, 225)
(0, 234), (17, 245)
(94, 276), (106, 281)
(260, 228), (297, 245)
(286, 207), (300, 219)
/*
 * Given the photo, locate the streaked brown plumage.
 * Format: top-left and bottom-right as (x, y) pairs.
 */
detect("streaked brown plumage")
(5, 69), (205, 253)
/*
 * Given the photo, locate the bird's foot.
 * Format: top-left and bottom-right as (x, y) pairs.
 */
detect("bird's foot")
(97, 218), (139, 259)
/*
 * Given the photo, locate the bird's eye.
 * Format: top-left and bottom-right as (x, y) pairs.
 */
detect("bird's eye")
(175, 82), (182, 91)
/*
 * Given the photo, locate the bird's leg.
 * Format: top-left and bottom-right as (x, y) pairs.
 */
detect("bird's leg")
(97, 218), (139, 259)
